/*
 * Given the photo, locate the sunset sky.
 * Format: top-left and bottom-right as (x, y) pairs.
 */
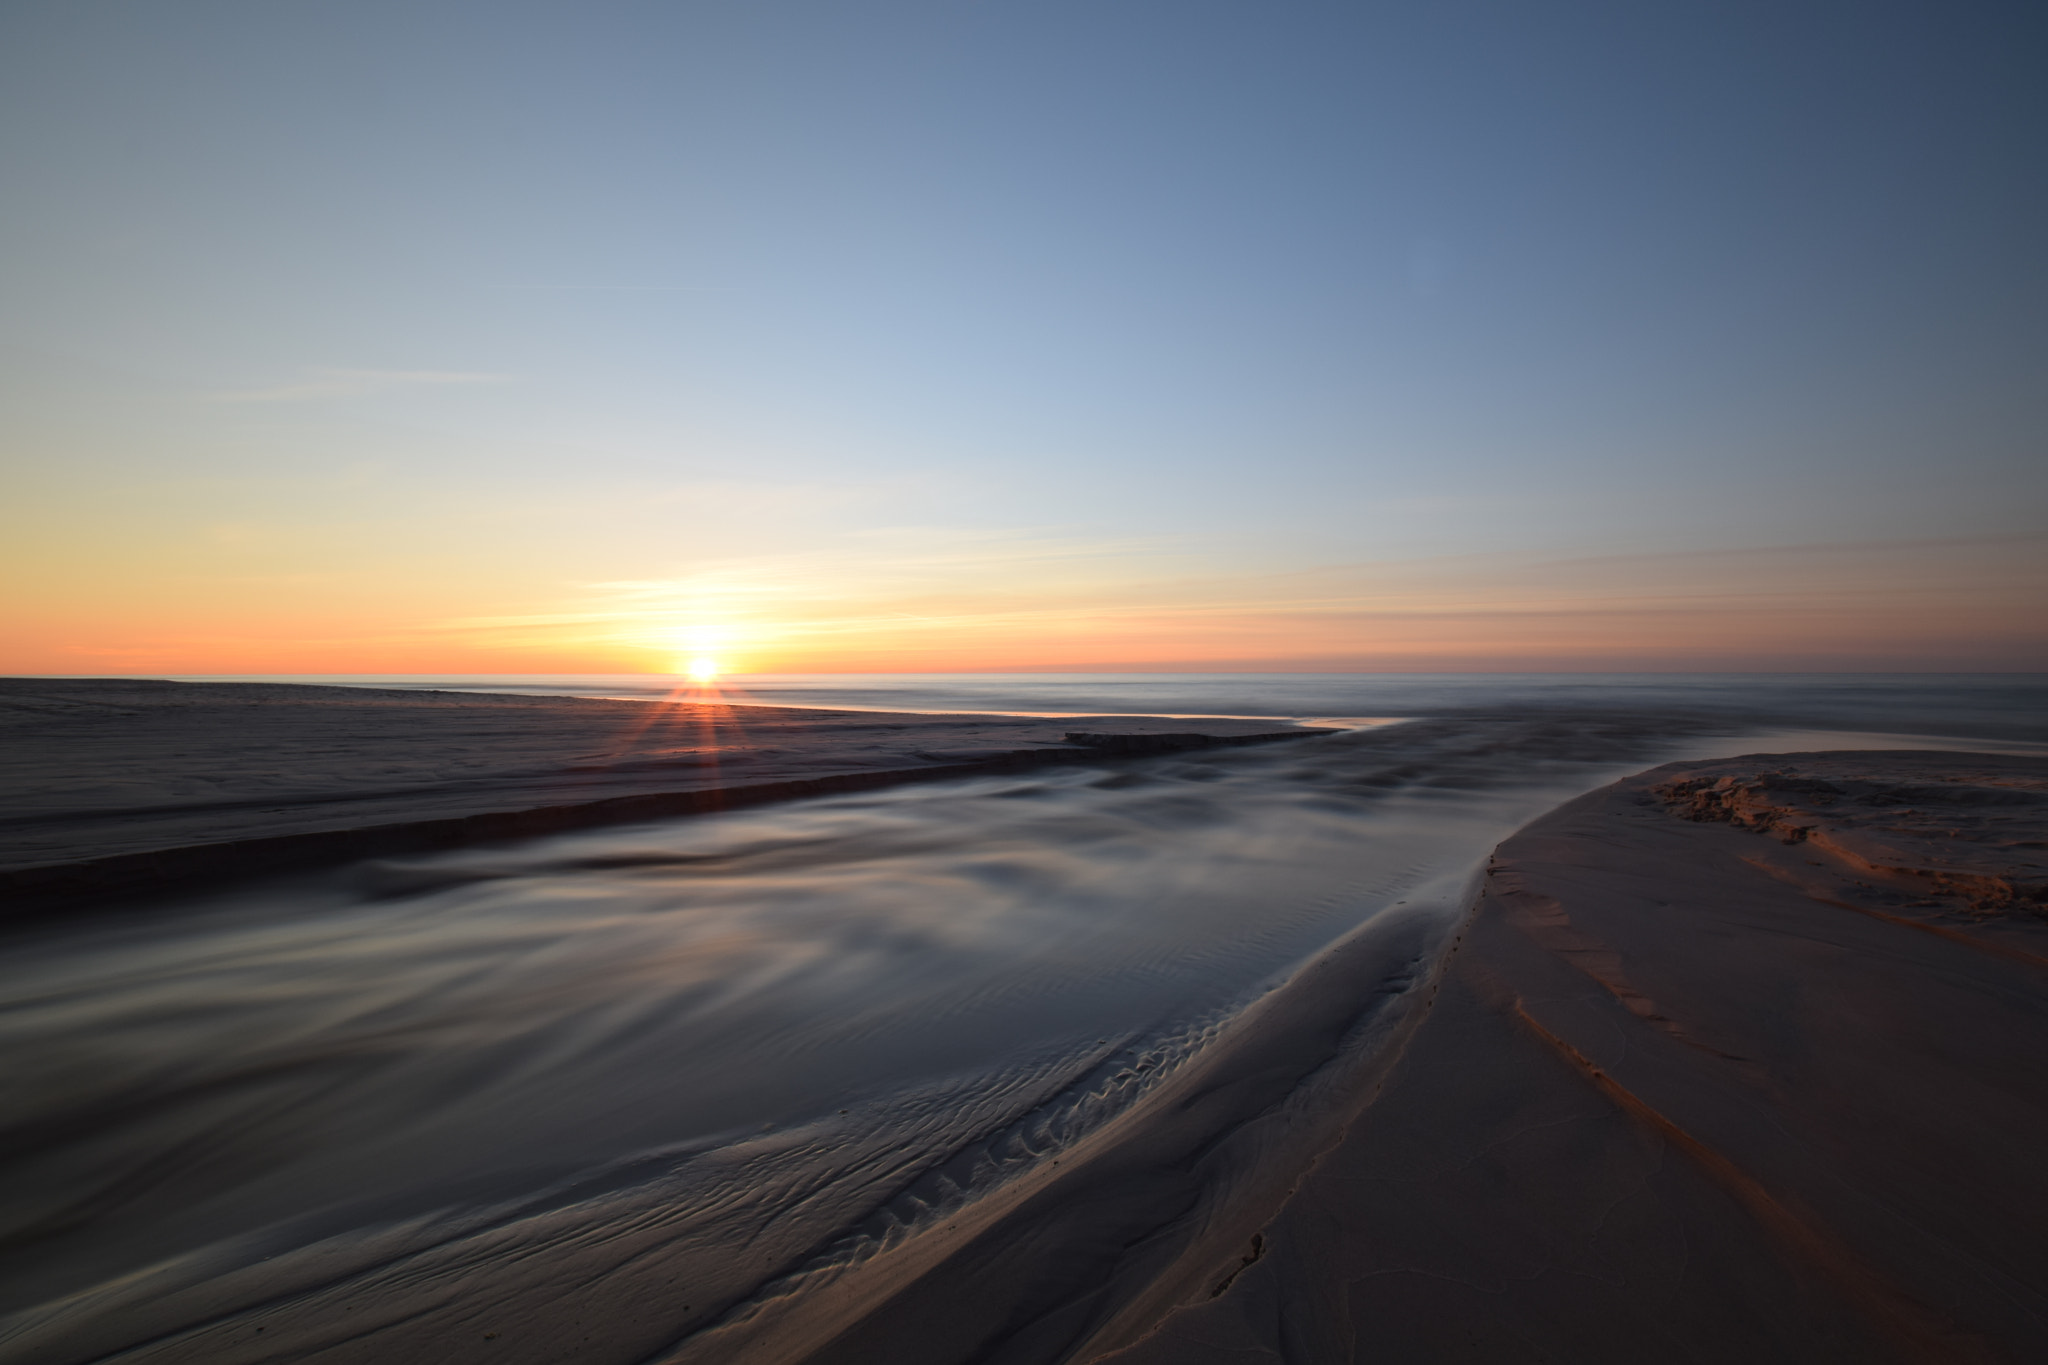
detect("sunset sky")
(3, 0), (2044, 674)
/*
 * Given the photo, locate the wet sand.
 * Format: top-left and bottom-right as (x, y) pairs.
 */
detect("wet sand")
(1092, 751), (2048, 1364)
(4, 702), (2046, 1363)
(0, 678), (1309, 913)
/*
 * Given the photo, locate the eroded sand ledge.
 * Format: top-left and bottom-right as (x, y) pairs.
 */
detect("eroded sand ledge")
(1089, 751), (2048, 1365)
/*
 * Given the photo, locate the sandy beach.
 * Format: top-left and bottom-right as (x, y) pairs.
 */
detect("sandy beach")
(1089, 751), (2048, 1363)
(0, 679), (1310, 914)
(2, 687), (2044, 1364)
(10, 0), (2048, 1356)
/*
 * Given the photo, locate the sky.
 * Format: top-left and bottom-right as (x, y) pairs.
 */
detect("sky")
(2, 0), (2044, 674)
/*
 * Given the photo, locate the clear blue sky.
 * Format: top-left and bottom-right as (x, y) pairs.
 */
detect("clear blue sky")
(3, 1), (2044, 671)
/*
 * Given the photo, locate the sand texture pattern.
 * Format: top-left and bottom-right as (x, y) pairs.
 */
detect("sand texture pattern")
(1093, 751), (2048, 1364)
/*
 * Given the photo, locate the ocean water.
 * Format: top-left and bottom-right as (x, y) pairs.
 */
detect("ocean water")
(179, 671), (2048, 740)
(2, 676), (2044, 1362)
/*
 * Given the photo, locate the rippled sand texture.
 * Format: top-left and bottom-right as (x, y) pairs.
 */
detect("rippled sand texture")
(0, 712), (1756, 1365)
(1106, 753), (2048, 1364)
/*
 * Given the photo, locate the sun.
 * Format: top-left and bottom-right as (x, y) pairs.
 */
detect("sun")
(663, 624), (737, 682)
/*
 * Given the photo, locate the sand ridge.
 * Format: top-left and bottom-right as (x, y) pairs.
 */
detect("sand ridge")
(1654, 752), (2048, 964)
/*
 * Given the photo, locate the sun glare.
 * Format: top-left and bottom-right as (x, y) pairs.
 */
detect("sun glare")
(686, 656), (722, 683)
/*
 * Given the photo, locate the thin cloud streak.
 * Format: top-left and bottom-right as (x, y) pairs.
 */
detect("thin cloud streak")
(478, 285), (729, 292)
(419, 530), (2048, 672)
(206, 368), (512, 403)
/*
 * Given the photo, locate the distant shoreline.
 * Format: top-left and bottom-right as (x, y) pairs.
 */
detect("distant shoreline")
(0, 677), (1316, 918)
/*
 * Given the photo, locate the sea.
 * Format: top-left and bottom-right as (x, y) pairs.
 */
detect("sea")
(167, 669), (2048, 738)
(2, 674), (2043, 1362)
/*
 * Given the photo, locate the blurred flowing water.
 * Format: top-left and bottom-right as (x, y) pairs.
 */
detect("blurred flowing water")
(2, 678), (2044, 1362)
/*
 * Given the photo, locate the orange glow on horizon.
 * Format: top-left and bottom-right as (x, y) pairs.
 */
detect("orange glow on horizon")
(2, 534), (2043, 675)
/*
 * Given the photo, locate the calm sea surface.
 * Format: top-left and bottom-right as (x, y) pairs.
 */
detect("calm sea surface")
(176, 670), (2048, 739)
(3, 675), (2043, 1361)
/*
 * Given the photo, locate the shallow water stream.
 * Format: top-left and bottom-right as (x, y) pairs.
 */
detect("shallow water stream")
(1, 700), (2040, 1363)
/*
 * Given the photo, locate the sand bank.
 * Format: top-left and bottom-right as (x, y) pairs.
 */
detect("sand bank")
(0, 678), (1310, 914)
(1088, 751), (2048, 1363)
